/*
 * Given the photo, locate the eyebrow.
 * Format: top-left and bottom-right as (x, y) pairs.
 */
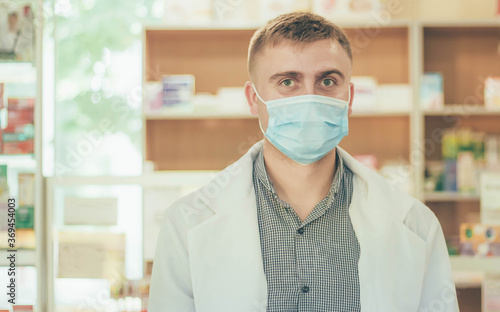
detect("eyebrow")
(268, 71), (303, 82)
(317, 69), (345, 81)
(268, 69), (345, 83)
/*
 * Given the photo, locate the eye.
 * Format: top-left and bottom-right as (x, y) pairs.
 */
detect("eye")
(321, 78), (335, 87)
(280, 79), (295, 87)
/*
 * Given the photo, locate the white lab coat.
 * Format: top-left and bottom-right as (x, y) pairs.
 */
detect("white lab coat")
(149, 141), (459, 312)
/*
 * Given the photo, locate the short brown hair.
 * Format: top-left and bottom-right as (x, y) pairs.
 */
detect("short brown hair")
(248, 12), (352, 78)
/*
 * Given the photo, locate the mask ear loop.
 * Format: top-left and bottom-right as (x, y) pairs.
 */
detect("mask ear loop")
(252, 83), (267, 135)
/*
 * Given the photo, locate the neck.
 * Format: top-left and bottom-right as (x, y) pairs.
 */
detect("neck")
(262, 139), (337, 220)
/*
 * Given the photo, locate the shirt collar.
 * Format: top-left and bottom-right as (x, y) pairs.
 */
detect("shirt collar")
(254, 147), (345, 198)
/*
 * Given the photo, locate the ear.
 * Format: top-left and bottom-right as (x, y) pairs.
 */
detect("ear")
(348, 81), (354, 117)
(244, 81), (259, 116)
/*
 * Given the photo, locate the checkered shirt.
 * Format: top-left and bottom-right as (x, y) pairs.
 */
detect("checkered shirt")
(252, 147), (361, 312)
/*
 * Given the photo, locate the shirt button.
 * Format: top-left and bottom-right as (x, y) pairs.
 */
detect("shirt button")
(297, 228), (304, 235)
(301, 286), (309, 293)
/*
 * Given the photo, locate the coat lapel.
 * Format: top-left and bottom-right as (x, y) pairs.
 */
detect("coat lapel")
(340, 147), (427, 311)
(187, 142), (268, 312)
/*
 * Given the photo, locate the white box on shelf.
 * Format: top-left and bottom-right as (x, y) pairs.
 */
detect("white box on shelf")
(64, 197), (118, 226)
(483, 275), (500, 312)
(377, 84), (412, 112)
(485, 77), (500, 110)
(351, 76), (378, 112)
(143, 82), (163, 114)
(420, 72), (444, 111)
(481, 172), (500, 225)
(216, 87), (248, 113)
(18, 173), (35, 207)
(162, 75), (195, 108)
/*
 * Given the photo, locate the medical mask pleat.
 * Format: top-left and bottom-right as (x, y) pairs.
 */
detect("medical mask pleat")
(252, 84), (350, 165)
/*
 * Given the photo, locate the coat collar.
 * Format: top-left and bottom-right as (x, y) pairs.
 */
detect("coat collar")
(197, 140), (412, 223)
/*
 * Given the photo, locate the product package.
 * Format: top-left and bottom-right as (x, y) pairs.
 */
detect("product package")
(484, 275), (500, 312)
(460, 223), (500, 256)
(0, 165), (8, 202)
(2, 97), (35, 154)
(420, 72), (444, 111)
(481, 172), (500, 225)
(143, 82), (163, 114)
(18, 173), (35, 206)
(2, 139), (34, 154)
(16, 228), (35, 249)
(12, 305), (34, 312)
(0, 83), (4, 109)
(485, 77), (500, 110)
(377, 84), (412, 112)
(162, 75), (195, 107)
(16, 206), (34, 229)
(351, 76), (378, 112)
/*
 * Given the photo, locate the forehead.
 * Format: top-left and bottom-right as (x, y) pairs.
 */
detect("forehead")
(253, 39), (352, 82)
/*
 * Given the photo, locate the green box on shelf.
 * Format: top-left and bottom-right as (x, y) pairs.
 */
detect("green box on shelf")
(16, 206), (34, 229)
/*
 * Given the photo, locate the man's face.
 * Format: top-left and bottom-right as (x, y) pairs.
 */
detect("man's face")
(245, 39), (354, 132)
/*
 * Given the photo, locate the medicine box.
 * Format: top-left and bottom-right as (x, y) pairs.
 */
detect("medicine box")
(460, 223), (500, 256)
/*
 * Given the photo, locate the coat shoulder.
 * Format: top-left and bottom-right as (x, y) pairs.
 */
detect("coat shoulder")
(354, 164), (438, 242)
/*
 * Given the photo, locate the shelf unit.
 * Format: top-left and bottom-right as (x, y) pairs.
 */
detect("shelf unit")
(142, 21), (416, 171)
(142, 20), (500, 312)
(0, 0), (45, 310)
(420, 23), (500, 311)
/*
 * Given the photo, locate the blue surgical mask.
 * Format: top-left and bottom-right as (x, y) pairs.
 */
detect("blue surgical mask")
(252, 84), (350, 165)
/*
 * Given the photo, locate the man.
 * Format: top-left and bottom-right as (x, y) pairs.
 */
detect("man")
(149, 12), (459, 312)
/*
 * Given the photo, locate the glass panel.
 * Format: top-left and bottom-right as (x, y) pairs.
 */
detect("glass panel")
(52, 184), (142, 311)
(53, 0), (162, 176)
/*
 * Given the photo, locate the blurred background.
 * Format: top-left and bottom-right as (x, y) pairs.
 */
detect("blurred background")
(0, 0), (500, 311)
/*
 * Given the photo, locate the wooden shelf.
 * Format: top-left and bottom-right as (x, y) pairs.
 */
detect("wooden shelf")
(424, 26), (500, 106)
(450, 256), (500, 274)
(453, 271), (483, 288)
(145, 110), (410, 120)
(424, 192), (480, 202)
(144, 111), (257, 120)
(424, 105), (500, 116)
(421, 19), (500, 27)
(144, 29), (255, 94)
(145, 118), (263, 170)
(350, 111), (410, 117)
(344, 27), (409, 84)
(143, 25), (412, 170)
(340, 115), (411, 164)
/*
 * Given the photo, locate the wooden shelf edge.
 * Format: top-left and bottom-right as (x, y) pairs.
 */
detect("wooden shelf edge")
(450, 256), (500, 274)
(424, 105), (500, 116)
(143, 19), (413, 32)
(424, 192), (479, 202)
